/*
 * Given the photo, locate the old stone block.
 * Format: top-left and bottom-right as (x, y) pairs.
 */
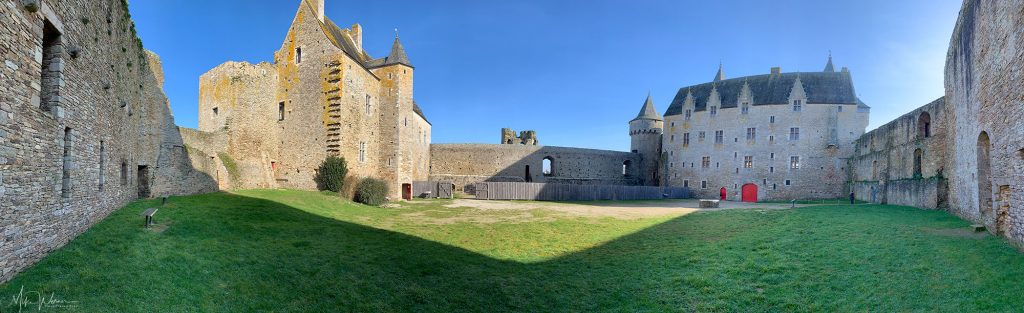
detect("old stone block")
(699, 199), (720, 208)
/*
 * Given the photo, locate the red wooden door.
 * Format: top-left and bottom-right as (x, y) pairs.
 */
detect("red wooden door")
(741, 184), (758, 203)
(720, 187), (727, 200)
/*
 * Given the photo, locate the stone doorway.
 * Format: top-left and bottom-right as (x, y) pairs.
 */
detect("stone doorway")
(977, 132), (992, 218)
(719, 187), (727, 200)
(741, 184), (758, 203)
(137, 165), (151, 198)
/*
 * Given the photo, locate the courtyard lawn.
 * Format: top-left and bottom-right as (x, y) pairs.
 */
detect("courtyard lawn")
(2, 190), (1024, 312)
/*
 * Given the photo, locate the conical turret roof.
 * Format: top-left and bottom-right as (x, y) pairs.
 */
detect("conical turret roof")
(633, 94), (663, 121)
(383, 36), (412, 67)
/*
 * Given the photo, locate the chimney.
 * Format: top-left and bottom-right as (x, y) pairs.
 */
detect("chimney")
(770, 67), (781, 75)
(315, 0), (325, 22)
(350, 23), (362, 52)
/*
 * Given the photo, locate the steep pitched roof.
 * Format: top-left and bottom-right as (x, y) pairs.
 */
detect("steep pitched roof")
(824, 53), (835, 72)
(713, 63), (725, 82)
(664, 71), (862, 116)
(633, 94), (663, 121)
(413, 101), (430, 125)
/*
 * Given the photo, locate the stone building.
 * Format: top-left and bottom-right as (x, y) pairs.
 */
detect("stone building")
(183, 0), (432, 196)
(0, 0), (217, 283)
(501, 128), (538, 145)
(653, 61), (870, 201)
(629, 94), (663, 186)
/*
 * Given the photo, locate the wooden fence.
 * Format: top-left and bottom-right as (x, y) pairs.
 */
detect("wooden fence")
(412, 181), (454, 199)
(474, 182), (691, 201)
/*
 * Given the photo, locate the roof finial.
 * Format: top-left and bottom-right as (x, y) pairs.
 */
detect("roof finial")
(394, 27), (399, 39)
(713, 61), (725, 82)
(824, 50), (835, 72)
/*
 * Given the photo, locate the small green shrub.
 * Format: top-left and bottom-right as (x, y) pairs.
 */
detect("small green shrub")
(355, 178), (389, 206)
(314, 156), (348, 192)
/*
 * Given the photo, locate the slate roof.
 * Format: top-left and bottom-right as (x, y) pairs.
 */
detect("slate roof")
(664, 71), (864, 116)
(633, 94), (662, 121)
(413, 101), (430, 125)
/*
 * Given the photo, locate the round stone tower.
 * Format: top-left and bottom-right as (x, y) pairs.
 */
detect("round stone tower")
(629, 94), (664, 186)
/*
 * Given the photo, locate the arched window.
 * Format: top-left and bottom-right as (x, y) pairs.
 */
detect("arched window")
(872, 160), (878, 180)
(913, 149), (923, 178)
(977, 132), (992, 216)
(917, 112), (932, 138)
(542, 157), (553, 176)
(622, 160), (632, 176)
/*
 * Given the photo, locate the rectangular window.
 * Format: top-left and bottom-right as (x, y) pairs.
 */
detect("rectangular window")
(365, 95), (372, 115)
(701, 156), (710, 168)
(715, 130), (724, 144)
(770, 153), (775, 159)
(698, 131), (706, 142)
(773, 183), (777, 190)
(278, 102), (285, 121)
(670, 135), (675, 142)
(746, 128), (756, 141)
(99, 141), (105, 191)
(741, 102), (749, 114)
(789, 127), (800, 140)
(770, 116), (775, 123)
(359, 142), (366, 163)
(61, 128), (72, 198)
(701, 180), (708, 189)
(790, 156), (801, 169)
(744, 156), (753, 168)
(793, 99), (802, 112)
(670, 162), (674, 168)
(785, 180), (792, 186)
(770, 166), (774, 173)
(121, 161), (128, 185)
(769, 135), (775, 143)
(40, 20), (62, 112)
(710, 106), (718, 116)
(685, 109), (691, 120)
(683, 180), (689, 188)
(682, 133), (690, 146)
(837, 105), (843, 112)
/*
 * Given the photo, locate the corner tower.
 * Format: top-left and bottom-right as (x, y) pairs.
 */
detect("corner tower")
(630, 94), (664, 186)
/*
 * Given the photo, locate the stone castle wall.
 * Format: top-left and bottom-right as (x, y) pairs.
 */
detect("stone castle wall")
(847, 97), (948, 208)
(429, 144), (641, 193)
(663, 101), (868, 201)
(0, 0), (216, 283)
(944, 0), (1024, 245)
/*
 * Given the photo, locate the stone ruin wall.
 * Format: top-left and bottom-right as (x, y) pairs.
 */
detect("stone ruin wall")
(0, 0), (217, 283)
(501, 128), (538, 145)
(429, 144), (641, 194)
(944, 0), (1024, 245)
(847, 97), (949, 208)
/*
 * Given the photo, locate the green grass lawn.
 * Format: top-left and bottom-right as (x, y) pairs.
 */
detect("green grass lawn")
(2, 190), (1024, 312)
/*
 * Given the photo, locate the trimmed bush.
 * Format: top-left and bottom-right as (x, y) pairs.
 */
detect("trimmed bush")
(355, 178), (389, 206)
(314, 156), (348, 192)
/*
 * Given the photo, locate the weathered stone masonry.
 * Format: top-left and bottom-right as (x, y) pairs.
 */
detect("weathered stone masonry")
(0, 0), (217, 283)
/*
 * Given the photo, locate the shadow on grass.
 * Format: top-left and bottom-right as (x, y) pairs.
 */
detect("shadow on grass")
(2, 193), (1024, 312)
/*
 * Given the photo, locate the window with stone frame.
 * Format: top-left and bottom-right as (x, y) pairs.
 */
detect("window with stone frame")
(714, 130), (724, 144)
(684, 109), (691, 120)
(61, 128), (72, 198)
(710, 106), (718, 116)
(682, 133), (690, 146)
(701, 180), (707, 189)
(793, 99), (802, 112)
(746, 128), (756, 141)
(40, 19), (63, 112)
(701, 156), (711, 168)
(278, 102), (285, 121)
(698, 131), (705, 142)
(358, 142), (366, 163)
(789, 127), (800, 140)
(744, 156), (753, 168)
(295, 47), (302, 64)
(120, 161), (128, 185)
(364, 95), (371, 116)
(99, 141), (105, 191)
(741, 102), (750, 114)
(790, 156), (801, 169)
(770, 115), (775, 123)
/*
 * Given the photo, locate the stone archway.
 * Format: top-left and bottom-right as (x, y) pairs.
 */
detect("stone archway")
(977, 132), (993, 218)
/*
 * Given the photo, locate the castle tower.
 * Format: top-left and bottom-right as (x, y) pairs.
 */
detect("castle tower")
(630, 94), (664, 186)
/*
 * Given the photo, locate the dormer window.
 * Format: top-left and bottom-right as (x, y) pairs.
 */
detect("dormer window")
(793, 99), (802, 112)
(710, 106), (718, 116)
(684, 109), (691, 120)
(741, 102), (749, 114)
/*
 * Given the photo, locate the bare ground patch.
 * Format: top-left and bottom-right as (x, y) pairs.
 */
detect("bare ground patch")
(923, 227), (990, 239)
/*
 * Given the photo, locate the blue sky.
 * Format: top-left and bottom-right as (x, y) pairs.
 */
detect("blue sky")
(129, 0), (962, 151)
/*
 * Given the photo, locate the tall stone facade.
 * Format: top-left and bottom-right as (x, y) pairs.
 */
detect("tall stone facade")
(183, 0), (431, 197)
(943, 0), (1024, 245)
(655, 62), (870, 201)
(0, 0), (216, 283)
(847, 97), (948, 208)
